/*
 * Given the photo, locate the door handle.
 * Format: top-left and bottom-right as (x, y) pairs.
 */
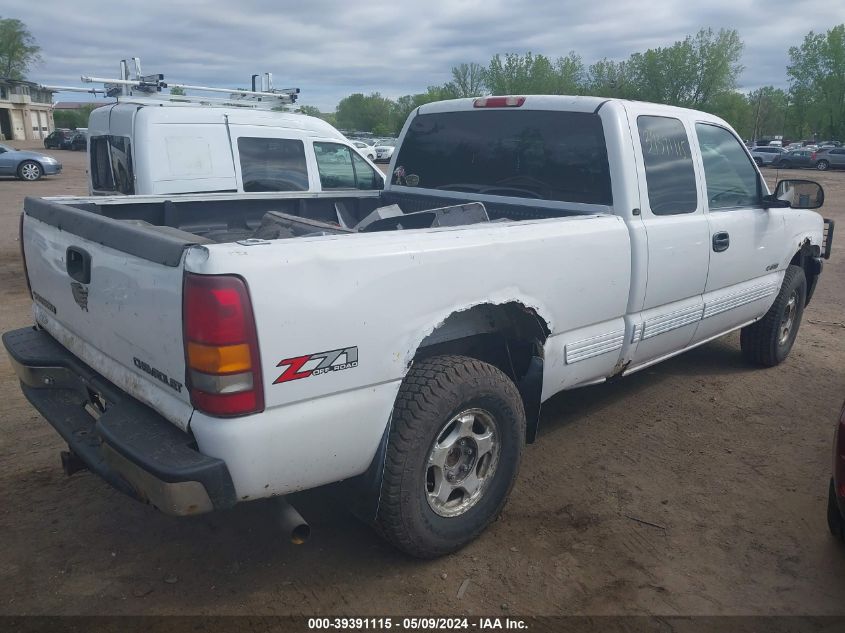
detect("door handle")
(712, 231), (730, 253)
(66, 247), (91, 284)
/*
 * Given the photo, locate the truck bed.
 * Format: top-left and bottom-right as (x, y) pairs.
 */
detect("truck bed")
(32, 190), (596, 251)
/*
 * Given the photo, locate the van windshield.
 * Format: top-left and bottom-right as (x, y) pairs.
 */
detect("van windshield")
(392, 110), (612, 205)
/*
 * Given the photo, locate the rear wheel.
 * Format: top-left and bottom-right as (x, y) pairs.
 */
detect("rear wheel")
(817, 160), (830, 171)
(754, 157), (763, 167)
(740, 265), (806, 367)
(17, 160), (42, 181)
(779, 161), (791, 169)
(376, 355), (525, 558)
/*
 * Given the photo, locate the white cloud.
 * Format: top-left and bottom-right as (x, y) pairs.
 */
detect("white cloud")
(8, 0), (843, 110)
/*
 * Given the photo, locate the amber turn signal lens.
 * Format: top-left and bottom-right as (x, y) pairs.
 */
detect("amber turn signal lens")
(186, 341), (252, 374)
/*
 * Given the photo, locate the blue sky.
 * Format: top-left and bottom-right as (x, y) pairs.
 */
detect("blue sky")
(6, 0), (842, 111)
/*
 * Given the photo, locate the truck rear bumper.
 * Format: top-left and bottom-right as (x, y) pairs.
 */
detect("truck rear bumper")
(3, 326), (237, 516)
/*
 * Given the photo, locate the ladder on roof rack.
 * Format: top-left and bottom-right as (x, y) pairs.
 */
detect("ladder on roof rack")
(77, 57), (300, 110)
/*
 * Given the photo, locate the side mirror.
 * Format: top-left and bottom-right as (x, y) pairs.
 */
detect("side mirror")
(769, 179), (825, 209)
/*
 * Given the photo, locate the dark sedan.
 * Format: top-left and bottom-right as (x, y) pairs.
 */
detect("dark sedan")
(771, 149), (815, 169)
(43, 129), (74, 150)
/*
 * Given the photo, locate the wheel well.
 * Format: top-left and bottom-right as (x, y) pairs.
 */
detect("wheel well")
(790, 242), (822, 305)
(413, 302), (550, 443)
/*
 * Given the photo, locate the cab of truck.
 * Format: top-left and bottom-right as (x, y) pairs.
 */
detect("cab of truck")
(86, 100), (384, 196)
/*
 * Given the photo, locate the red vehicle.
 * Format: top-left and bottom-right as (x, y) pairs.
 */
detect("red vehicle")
(828, 400), (845, 540)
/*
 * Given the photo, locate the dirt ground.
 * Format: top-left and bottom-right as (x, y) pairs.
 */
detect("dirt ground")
(0, 144), (844, 616)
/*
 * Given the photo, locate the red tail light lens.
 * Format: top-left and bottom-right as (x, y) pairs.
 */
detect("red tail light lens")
(473, 96), (526, 108)
(183, 273), (264, 417)
(811, 152), (817, 161)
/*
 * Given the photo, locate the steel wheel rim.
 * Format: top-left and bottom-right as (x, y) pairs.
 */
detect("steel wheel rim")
(20, 163), (39, 180)
(779, 291), (798, 345)
(425, 408), (500, 518)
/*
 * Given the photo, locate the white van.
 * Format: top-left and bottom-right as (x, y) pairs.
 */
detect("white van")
(86, 100), (384, 195)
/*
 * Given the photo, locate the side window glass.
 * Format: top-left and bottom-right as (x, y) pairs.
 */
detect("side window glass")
(351, 151), (382, 190)
(637, 116), (698, 215)
(314, 142), (356, 189)
(237, 137), (308, 192)
(695, 124), (760, 210)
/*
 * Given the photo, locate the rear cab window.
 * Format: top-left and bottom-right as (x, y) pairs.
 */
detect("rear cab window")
(636, 116), (698, 215)
(392, 110), (612, 205)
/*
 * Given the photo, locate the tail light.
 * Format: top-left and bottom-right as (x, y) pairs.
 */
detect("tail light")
(183, 273), (264, 417)
(835, 402), (845, 499)
(811, 152), (817, 161)
(473, 96), (526, 108)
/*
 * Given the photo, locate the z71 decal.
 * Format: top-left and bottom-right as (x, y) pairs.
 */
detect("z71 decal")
(274, 346), (359, 384)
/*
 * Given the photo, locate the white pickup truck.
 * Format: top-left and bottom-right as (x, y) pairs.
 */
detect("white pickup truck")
(5, 95), (834, 558)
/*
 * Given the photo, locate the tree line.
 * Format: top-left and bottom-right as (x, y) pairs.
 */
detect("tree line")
(327, 25), (845, 142)
(2, 17), (842, 142)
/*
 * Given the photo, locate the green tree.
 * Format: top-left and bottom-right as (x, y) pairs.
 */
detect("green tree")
(625, 28), (744, 107)
(169, 86), (186, 96)
(449, 63), (486, 97)
(0, 17), (41, 79)
(53, 104), (98, 130)
(484, 52), (583, 95)
(787, 24), (845, 139)
(336, 92), (393, 132)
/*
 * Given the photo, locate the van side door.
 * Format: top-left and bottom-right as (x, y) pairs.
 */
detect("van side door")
(627, 112), (710, 369)
(691, 122), (786, 344)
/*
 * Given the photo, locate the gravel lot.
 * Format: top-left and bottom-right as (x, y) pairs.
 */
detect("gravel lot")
(0, 144), (844, 616)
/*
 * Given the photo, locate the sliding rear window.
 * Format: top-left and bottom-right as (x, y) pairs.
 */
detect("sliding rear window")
(90, 135), (134, 194)
(392, 110), (612, 205)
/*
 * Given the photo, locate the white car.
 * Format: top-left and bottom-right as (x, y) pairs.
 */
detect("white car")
(351, 141), (376, 161)
(6, 95), (832, 559)
(374, 140), (396, 163)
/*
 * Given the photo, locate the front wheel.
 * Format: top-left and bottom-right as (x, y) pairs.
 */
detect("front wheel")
(17, 160), (42, 181)
(817, 160), (830, 171)
(740, 265), (806, 367)
(376, 355), (525, 558)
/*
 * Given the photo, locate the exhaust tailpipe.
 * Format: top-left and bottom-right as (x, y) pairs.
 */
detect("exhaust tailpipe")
(273, 497), (310, 544)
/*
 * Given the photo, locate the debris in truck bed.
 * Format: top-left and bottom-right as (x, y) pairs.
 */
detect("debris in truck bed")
(358, 202), (489, 232)
(253, 210), (354, 240)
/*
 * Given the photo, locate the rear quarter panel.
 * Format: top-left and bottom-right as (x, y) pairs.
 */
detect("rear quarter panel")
(186, 216), (632, 497)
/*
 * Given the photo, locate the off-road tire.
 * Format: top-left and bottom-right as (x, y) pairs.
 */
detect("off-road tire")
(740, 265), (806, 367)
(376, 355), (525, 558)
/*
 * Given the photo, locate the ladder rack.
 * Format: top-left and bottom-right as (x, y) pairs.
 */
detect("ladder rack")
(77, 57), (300, 110)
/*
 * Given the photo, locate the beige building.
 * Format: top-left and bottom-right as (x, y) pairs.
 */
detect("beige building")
(0, 79), (57, 142)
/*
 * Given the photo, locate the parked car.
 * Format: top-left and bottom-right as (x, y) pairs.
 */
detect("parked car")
(813, 148), (845, 171)
(351, 141), (376, 161)
(0, 144), (62, 180)
(43, 129), (74, 150)
(771, 149), (815, 169)
(785, 142), (803, 151)
(6, 95), (832, 558)
(750, 146), (786, 166)
(828, 400), (845, 542)
(87, 102), (384, 195)
(69, 131), (87, 151)
(374, 139), (396, 163)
